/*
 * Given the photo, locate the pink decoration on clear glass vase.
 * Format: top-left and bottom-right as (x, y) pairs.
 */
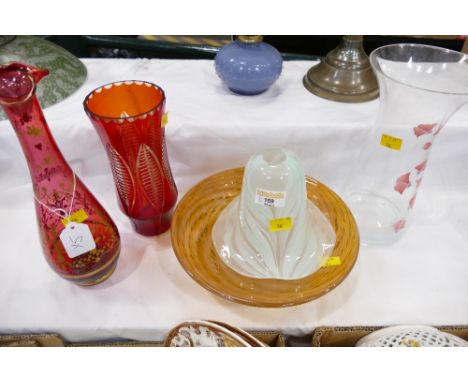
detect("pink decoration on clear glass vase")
(392, 219), (406, 233)
(409, 194), (417, 209)
(394, 172), (412, 194)
(413, 123), (437, 138)
(415, 160), (428, 173)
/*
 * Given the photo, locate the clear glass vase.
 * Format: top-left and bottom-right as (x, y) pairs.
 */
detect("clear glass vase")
(342, 44), (468, 245)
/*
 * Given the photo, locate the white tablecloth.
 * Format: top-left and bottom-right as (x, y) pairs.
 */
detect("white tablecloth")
(1, 59), (468, 342)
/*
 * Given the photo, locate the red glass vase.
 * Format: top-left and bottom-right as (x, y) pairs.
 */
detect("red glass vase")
(83, 81), (178, 236)
(0, 62), (120, 286)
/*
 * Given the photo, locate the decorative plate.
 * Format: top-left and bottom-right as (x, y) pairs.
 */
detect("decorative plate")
(171, 168), (359, 307)
(164, 320), (253, 347)
(206, 320), (267, 347)
(356, 325), (468, 347)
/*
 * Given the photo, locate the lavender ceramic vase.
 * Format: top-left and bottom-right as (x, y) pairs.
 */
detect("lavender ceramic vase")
(215, 36), (283, 95)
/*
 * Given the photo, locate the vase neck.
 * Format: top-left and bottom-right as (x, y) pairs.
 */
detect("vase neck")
(326, 35), (369, 70)
(0, 62), (49, 104)
(2, 95), (72, 191)
(375, 70), (468, 130)
(237, 35), (263, 44)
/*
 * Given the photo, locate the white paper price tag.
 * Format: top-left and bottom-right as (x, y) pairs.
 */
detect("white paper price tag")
(255, 188), (287, 208)
(59, 222), (96, 259)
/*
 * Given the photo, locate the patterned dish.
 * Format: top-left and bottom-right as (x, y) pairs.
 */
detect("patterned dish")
(206, 320), (267, 347)
(165, 320), (254, 347)
(356, 325), (468, 347)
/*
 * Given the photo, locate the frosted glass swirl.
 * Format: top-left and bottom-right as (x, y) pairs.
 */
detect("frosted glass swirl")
(212, 148), (335, 280)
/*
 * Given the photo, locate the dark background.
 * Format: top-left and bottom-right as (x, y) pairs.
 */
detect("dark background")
(44, 35), (466, 60)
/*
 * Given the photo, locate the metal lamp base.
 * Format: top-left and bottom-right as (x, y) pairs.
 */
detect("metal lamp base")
(303, 35), (379, 103)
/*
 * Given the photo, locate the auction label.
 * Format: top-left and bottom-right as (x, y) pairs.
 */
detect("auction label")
(61, 208), (89, 227)
(255, 188), (287, 208)
(380, 133), (403, 151)
(269, 217), (293, 232)
(321, 256), (342, 267)
(60, 222), (96, 259)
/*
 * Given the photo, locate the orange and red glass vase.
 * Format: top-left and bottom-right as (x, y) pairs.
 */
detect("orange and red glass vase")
(84, 81), (178, 236)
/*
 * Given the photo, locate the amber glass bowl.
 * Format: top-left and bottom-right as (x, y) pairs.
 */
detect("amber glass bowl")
(171, 168), (359, 307)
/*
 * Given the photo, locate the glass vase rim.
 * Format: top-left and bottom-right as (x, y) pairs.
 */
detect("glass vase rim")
(0, 74), (36, 105)
(369, 43), (468, 96)
(83, 80), (165, 122)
